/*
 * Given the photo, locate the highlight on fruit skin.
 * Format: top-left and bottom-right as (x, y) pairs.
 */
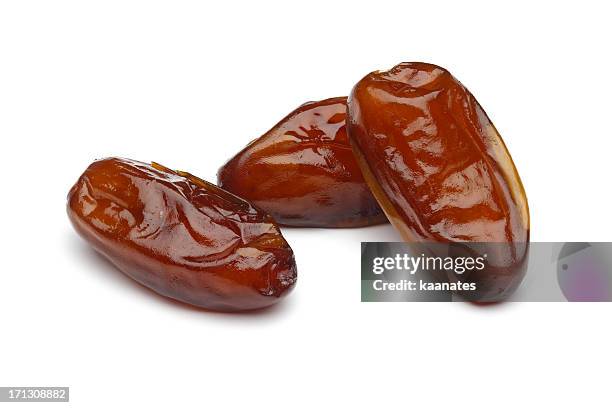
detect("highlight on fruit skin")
(67, 157), (297, 312)
(347, 62), (529, 301)
(218, 97), (387, 228)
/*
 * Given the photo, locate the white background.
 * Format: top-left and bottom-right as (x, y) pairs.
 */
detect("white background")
(1, 1), (611, 406)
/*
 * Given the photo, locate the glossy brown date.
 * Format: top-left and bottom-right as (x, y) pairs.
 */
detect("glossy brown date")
(347, 62), (530, 301)
(67, 157), (297, 311)
(217, 97), (387, 227)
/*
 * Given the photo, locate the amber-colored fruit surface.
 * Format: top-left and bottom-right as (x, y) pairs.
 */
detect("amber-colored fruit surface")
(67, 157), (297, 311)
(348, 62), (530, 301)
(218, 97), (387, 227)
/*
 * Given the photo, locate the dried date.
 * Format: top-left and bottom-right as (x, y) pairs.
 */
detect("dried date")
(67, 157), (297, 311)
(347, 62), (530, 301)
(218, 97), (386, 227)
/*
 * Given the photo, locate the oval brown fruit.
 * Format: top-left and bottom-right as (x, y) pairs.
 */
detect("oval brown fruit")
(347, 63), (530, 301)
(67, 157), (297, 311)
(218, 97), (387, 227)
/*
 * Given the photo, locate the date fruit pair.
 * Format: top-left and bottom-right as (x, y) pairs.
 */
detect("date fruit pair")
(219, 62), (529, 301)
(68, 62), (529, 310)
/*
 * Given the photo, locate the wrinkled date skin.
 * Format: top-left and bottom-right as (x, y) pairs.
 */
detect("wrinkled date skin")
(348, 63), (530, 301)
(67, 157), (297, 311)
(218, 97), (387, 227)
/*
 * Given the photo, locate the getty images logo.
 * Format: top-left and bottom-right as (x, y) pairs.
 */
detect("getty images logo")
(372, 253), (487, 275)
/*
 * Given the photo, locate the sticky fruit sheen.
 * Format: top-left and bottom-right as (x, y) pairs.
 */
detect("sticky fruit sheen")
(348, 62), (530, 301)
(218, 97), (386, 227)
(67, 157), (297, 311)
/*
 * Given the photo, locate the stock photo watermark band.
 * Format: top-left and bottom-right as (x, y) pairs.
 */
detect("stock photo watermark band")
(361, 242), (612, 302)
